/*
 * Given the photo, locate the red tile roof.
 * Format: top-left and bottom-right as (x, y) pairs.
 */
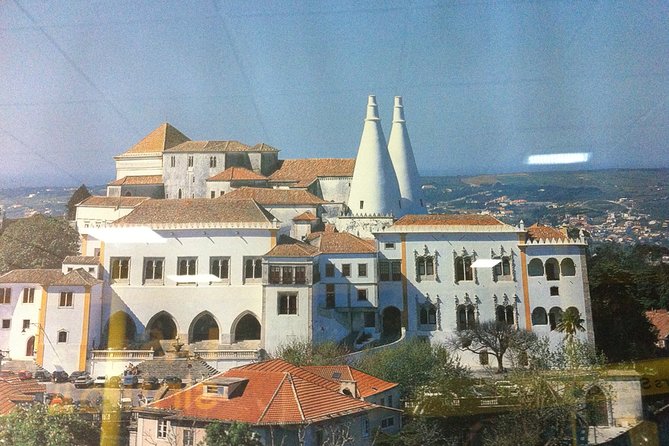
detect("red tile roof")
(269, 158), (356, 187)
(526, 223), (569, 241)
(394, 214), (506, 226)
(149, 359), (375, 425)
(219, 187), (326, 205)
(119, 123), (190, 156)
(62, 256), (99, 265)
(113, 198), (276, 227)
(207, 167), (267, 182)
(166, 140), (279, 153)
(0, 269), (63, 286)
(108, 175), (163, 186)
(265, 236), (320, 258)
(303, 365), (398, 399)
(647, 310), (669, 341)
(76, 196), (150, 208)
(52, 269), (102, 287)
(0, 378), (45, 415)
(293, 211), (318, 222)
(306, 231), (376, 254)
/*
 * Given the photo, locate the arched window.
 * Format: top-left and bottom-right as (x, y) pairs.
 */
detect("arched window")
(532, 307), (548, 325)
(528, 259), (544, 277)
(549, 307), (563, 330)
(420, 305), (437, 326)
(561, 258), (576, 276)
(494, 256), (512, 281)
(420, 307), (428, 325)
(496, 305), (515, 325)
(455, 256), (473, 282)
(457, 305), (476, 330)
(586, 386), (609, 426)
(545, 258), (560, 280)
(416, 256), (435, 280)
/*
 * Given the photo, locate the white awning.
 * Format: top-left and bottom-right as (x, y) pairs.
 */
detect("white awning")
(87, 227), (166, 244)
(471, 259), (501, 268)
(167, 274), (223, 283)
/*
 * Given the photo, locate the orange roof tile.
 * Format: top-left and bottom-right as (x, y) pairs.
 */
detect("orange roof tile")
(52, 269), (102, 287)
(113, 198), (276, 227)
(219, 187), (326, 205)
(303, 366), (398, 399)
(307, 231), (376, 254)
(0, 378), (45, 415)
(394, 214), (506, 226)
(525, 223), (569, 241)
(647, 310), (669, 341)
(76, 196), (150, 208)
(269, 158), (355, 187)
(62, 256), (99, 265)
(165, 140), (278, 153)
(108, 175), (163, 186)
(265, 236), (320, 258)
(120, 123), (190, 156)
(0, 269), (63, 286)
(293, 211), (318, 222)
(207, 167), (267, 182)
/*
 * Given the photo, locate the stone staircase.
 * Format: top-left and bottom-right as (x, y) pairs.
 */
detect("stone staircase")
(134, 358), (219, 383)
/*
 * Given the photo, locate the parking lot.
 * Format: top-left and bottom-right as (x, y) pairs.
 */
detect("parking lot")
(45, 381), (165, 408)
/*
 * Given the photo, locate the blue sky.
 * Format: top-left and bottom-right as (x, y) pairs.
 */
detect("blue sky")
(1, 1), (668, 187)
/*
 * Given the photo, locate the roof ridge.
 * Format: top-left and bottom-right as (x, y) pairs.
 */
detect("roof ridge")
(287, 373), (306, 421)
(258, 372), (292, 423)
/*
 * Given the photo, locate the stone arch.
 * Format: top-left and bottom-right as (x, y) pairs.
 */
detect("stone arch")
(549, 306), (563, 330)
(146, 311), (178, 341)
(528, 259), (544, 277)
(231, 312), (261, 343)
(561, 258), (576, 276)
(26, 336), (35, 357)
(585, 386), (609, 426)
(189, 311), (220, 343)
(532, 307), (548, 326)
(382, 306), (402, 339)
(545, 258), (560, 280)
(103, 311), (137, 348)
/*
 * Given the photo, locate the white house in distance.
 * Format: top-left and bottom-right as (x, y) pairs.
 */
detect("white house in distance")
(0, 96), (594, 375)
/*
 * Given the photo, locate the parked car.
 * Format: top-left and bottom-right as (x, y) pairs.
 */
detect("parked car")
(162, 376), (183, 389)
(73, 374), (94, 389)
(52, 370), (69, 383)
(17, 370), (32, 380)
(122, 374), (138, 388)
(34, 370), (51, 382)
(141, 376), (159, 390)
(68, 371), (87, 382)
(106, 375), (121, 388)
(93, 376), (107, 387)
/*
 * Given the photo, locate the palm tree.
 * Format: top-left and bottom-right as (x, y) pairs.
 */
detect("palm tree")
(556, 307), (586, 343)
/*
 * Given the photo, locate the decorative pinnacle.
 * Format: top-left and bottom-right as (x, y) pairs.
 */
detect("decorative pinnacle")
(393, 96), (405, 123)
(365, 95), (380, 121)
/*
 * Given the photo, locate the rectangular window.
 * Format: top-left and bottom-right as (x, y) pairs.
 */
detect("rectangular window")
(59, 292), (73, 307)
(209, 156), (217, 168)
(1, 319), (9, 329)
(244, 258), (262, 280)
(362, 417), (370, 438)
(282, 266), (293, 284)
(177, 258), (197, 276)
(170, 156), (175, 168)
(210, 258), (230, 280)
(22, 319), (30, 330)
(57, 331), (68, 343)
(384, 242), (395, 250)
(417, 256), (435, 280)
(269, 266), (281, 284)
(325, 263), (335, 277)
(325, 284), (335, 308)
(183, 429), (194, 446)
(381, 417), (395, 429)
(455, 256), (473, 282)
(295, 266), (306, 284)
(157, 419), (168, 439)
(550, 286), (559, 296)
(364, 312), (375, 328)
(342, 264), (351, 277)
(0, 288), (10, 304)
(110, 257), (130, 282)
(380, 261), (390, 281)
(187, 156), (194, 168)
(210, 191), (215, 199)
(357, 289), (368, 301)
(22, 288), (35, 303)
(388, 395), (393, 407)
(391, 260), (402, 281)
(358, 263), (367, 277)
(278, 294), (297, 315)
(143, 258), (164, 283)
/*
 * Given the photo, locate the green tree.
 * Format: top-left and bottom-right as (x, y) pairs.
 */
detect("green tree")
(0, 214), (79, 273)
(66, 184), (91, 220)
(273, 339), (349, 366)
(204, 421), (261, 446)
(555, 307), (586, 344)
(0, 404), (100, 446)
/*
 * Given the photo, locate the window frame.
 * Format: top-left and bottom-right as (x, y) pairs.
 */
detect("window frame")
(59, 291), (74, 308)
(278, 293), (298, 315)
(325, 263), (335, 277)
(357, 288), (368, 301)
(57, 330), (68, 343)
(325, 284), (335, 308)
(22, 319), (30, 330)
(342, 264), (351, 277)
(1, 319), (10, 329)
(157, 419), (169, 439)
(454, 256), (473, 282)
(110, 257), (131, 283)
(22, 287), (35, 303)
(209, 257), (230, 282)
(358, 263), (368, 277)
(0, 288), (11, 304)
(143, 258), (164, 284)
(416, 256), (435, 281)
(244, 258), (263, 281)
(177, 257), (198, 276)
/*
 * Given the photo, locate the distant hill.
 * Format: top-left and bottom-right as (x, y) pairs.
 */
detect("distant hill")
(0, 185), (106, 219)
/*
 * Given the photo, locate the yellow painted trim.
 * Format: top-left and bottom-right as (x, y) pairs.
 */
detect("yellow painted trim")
(270, 229), (278, 249)
(518, 236), (532, 330)
(80, 235), (87, 256)
(98, 241), (105, 265)
(400, 234), (408, 328)
(35, 288), (48, 365)
(78, 286), (91, 371)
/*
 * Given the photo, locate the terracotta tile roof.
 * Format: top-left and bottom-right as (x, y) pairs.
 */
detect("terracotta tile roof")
(165, 140), (278, 153)
(0, 269), (63, 286)
(293, 211), (318, 222)
(112, 198), (276, 227)
(269, 158), (356, 187)
(306, 231), (376, 254)
(150, 359), (374, 425)
(52, 269), (102, 287)
(108, 175), (163, 186)
(76, 196), (150, 208)
(265, 236), (320, 258)
(207, 167), (267, 182)
(219, 187), (326, 205)
(303, 366), (398, 399)
(62, 256), (99, 265)
(525, 223), (569, 241)
(120, 123), (190, 156)
(647, 310), (669, 341)
(394, 214), (506, 226)
(0, 378), (45, 415)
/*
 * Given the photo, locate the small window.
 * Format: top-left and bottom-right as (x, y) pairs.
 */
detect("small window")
(22, 319), (30, 330)
(269, 266), (281, 284)
(170, 156), (175, 168)
(183, 429), (194, 446)
(110, 257), (130, 282)
(59, 292), (73, 307)
(364, 312), (375, 327)
(342, 264), (351, 277)
(357, 289), (368, 301)
(358, 263), (368, 277)
(295, 266), (306, 284)
(211, 191), (216, 199)
(549, 307), (563, 330)
(391, 260), (402, 281)
(325, 284), (335, 308)
(244, 258), (263, 280)
(550, 286), (559, 296)
(457, 305), (476, 330)
(494, 256), (512, 280)
(417, 256), (435, 280)
(360, 200), (364, 209)
(532, 307), (548, 325)
(325, 263), (335, 277)
(57, 330), (68, 343)
(381, 417), (395, 429)
(561, 258), (576, 276)
(22, 288), (35, 304)
(545, 258), (560, 280)
(210, 257), (230, 280)
(278, 294), (297, 315)
(528, 259), (544, 277)
(1, 319), (10, 329)
(157, 419), (168, 439)
(209, 156), (217, 168)
(496, 305), (514, 325)
(384, 242), (395, 249)
(187, 156), (194, 168)
(178, 189), (183, 199)
(0, 288), (11, 304)
(380, 261), (390, 281)
(282, 266), (294, 284)
(143, 258), (164, 283)
(388, 395), (393, 407)
(362, 417), (370, 438)
(177, 257), (197, 276)
(455, 256), (473, 282)
(479, 351), (489, 365)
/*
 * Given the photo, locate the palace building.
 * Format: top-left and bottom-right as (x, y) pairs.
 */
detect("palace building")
(0, 96), (593, 375)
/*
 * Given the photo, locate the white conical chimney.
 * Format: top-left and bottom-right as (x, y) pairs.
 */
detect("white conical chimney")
(347, 96), (402, 216)
(388, 96), (426, 215)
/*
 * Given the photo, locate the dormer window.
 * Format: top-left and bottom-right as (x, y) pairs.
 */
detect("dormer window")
(202, 378), (248, 399)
